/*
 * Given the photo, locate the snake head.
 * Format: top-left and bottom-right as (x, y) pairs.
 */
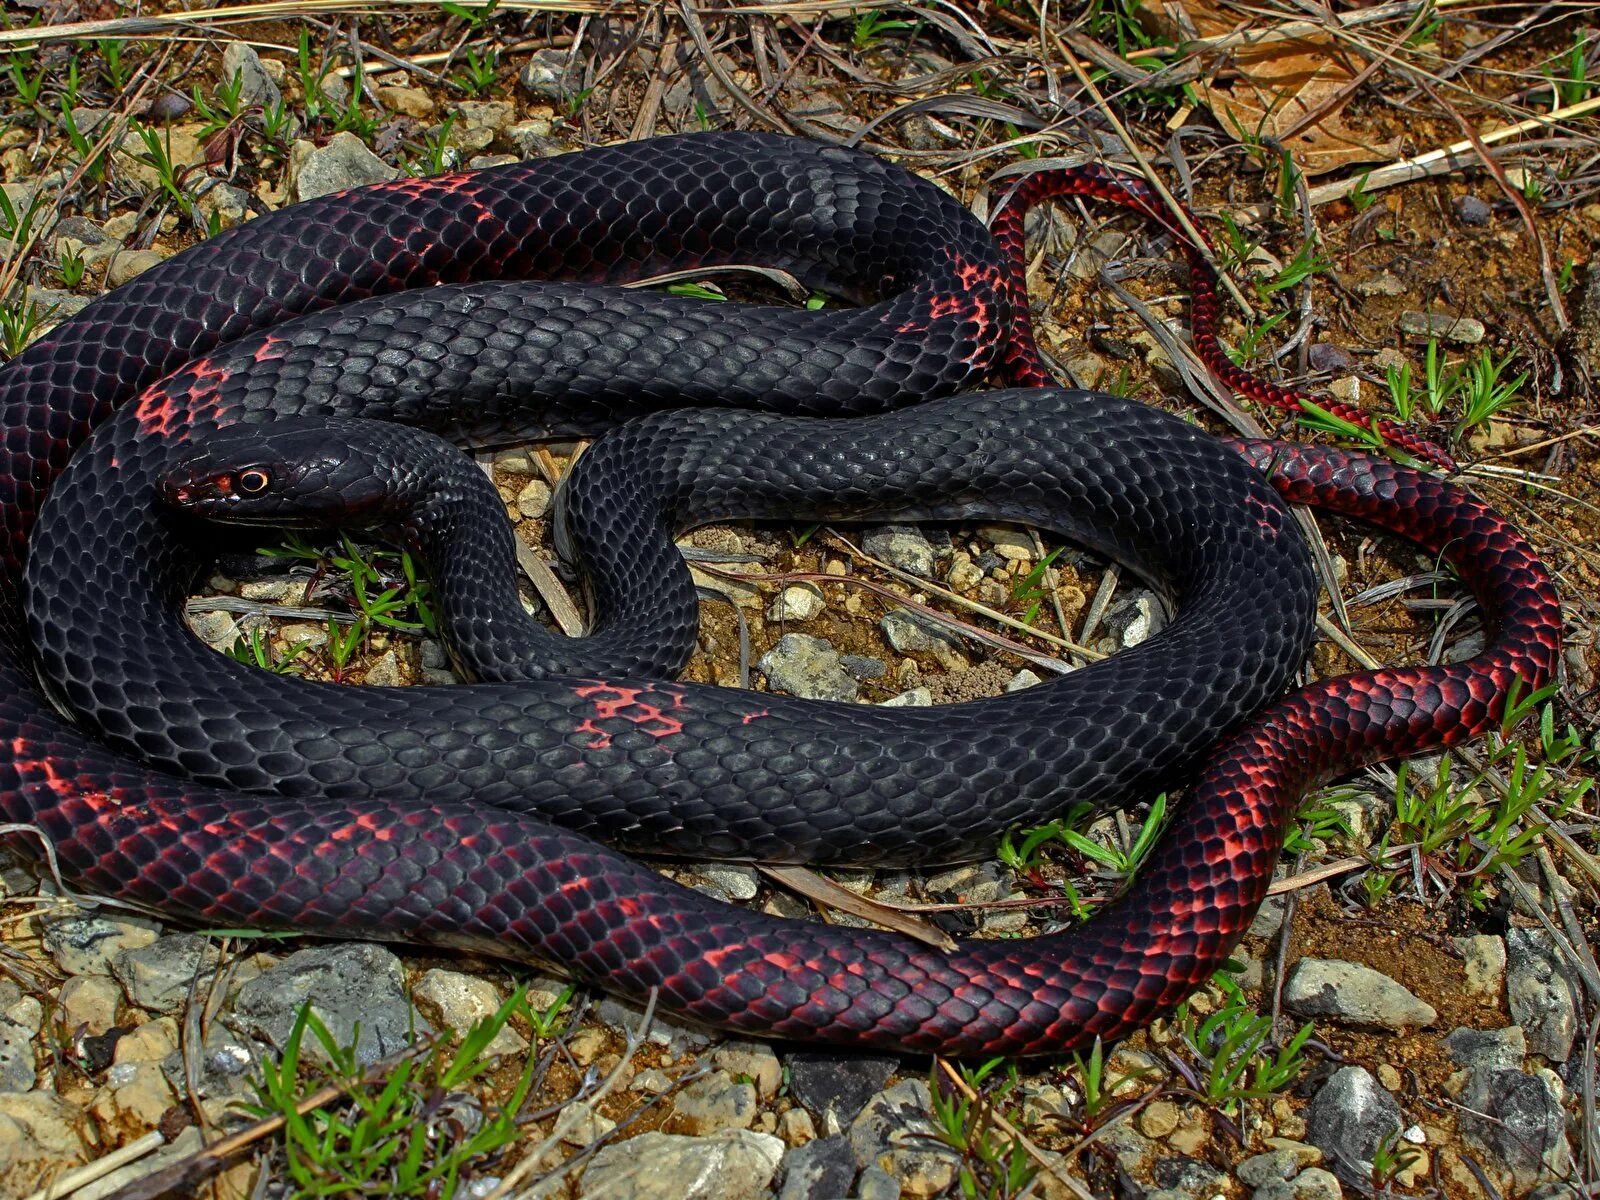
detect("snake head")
(158, 418), (401, 527)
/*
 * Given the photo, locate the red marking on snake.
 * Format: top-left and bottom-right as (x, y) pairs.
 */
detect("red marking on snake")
(134, 360), (232, 435)
(573, 683), (686, 751)
(251, 336), (290, 364)
(740, 709), (770, 725)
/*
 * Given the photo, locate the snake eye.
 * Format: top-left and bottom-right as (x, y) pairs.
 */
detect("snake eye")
(237, 469), (270, 494)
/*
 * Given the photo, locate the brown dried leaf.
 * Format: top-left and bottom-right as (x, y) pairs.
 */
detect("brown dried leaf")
(1164, 0), (1403, 175)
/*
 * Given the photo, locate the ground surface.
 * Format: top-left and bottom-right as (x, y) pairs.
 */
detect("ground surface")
(0, 2), (1597, 1199)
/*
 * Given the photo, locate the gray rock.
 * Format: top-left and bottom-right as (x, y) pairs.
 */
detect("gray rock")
(1284, 958), (1436, 1029)
(289, 131), (398, 202)
(711, 1040), (782, 1101)
(689, 862), (760, 902)
(879, 609), (965, 670)
(220, 41), (281, 109)
(1399, 311), (1486, 344)
(25, 285), (93, 324)
(161, 1021), (261, 1109)
(517, 477), (552, 519)
(0, 995), (40, 1091)
(411, 968), (527, 1058)
(231, 943), (428, 1066)
(1454, 934), (1507, 996)
(455, 100), (515, 145)
(1104, 589), (1165, 648)
(671, 1070), (758, 1134)
(777, 1134), (856, 1200)
(519, 48), (572, 101)
(1237, 1147), (1310, 1189)
(787, 1050), (898, 1128)
(41, 909), (161, 976)
(1254, 1166), (1342, 1200)
(840, 654), (886, 680)
(1357, 272), (1406, 297)
(863, 524), (939, 578)
(110, 933), (221, 1013)
(506, 119), (557, 158)
(1456, 1067), (1572, 1189)
(1506, 928), (1580, 1060)
(855, 1164), (901, 1200)
(849, 1080), (959, 1195)
(59, 974), (122, 1036)
(1097, 1122), (1158, 1176)
(578, 1129), (784, 1200)
(879, 687), (932, 707)
(1445, 1024), (1526, 1073)
(106, 248), (168, 287)
(1453, 195), (1493, 226)
(1305, 1066), (1403, 1179)
(1151, 1155), (1228, 1198)
(758, 633), (859, 702)
(362, 648), (405, 688)
(1248, 892), (1289, 940)
(1007, 668), (1043, 691)
(768, 583), (824, 622)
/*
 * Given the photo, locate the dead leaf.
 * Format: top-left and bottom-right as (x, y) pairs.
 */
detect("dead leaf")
(1159, 0), (1404, 175)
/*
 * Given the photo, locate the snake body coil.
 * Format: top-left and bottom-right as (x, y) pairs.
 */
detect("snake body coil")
(0, 133), (1562, 1054)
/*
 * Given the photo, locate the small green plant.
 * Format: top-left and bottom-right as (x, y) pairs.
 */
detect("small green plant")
(57, 243), (87, 288)
(193, 69), (247, 138)
(1070, 1037), (1154, 1125)
(0, 294), (55, 361)
(997, 797), (1168, 880)
(1282, 796), (1354, 857)
(564, 86), (595, 117)
(247, 988), (538, 1196)
(1226, 310), (1290, 367)
(409, 113), (458, 177)
(261, 97), (296, 146)
(1542, 30), (1596, 108)
(227, 627), (308, 675)
(296, 28), (334, 118)
(1173, 974), (1314, 1110)
(127, 119), (195, 217)
(1381, 339), (1528, 439)
(440, 0), (503, 29)
(1348, 170), (1378, 213)
(7, 47), (46, 109)
(59, 101), (108, 183)
(1010, 547), (1063, 626)
(96, 38), (132, 92)
(452, 46), (498, 96)
(0, 184), (47, 247)
(1452, 346), (1528, 435)
(851, 9), (915, 49)
(1371, 1127), (1423, 1188)
(1254, 239), (1333, 303)
(927, 1058), (1037, 1199)
(259, 534), (438, 682)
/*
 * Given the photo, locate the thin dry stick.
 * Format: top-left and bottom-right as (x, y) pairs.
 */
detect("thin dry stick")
(21, 1133), (165, 1200)
(1231, 93), (1600, 223)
